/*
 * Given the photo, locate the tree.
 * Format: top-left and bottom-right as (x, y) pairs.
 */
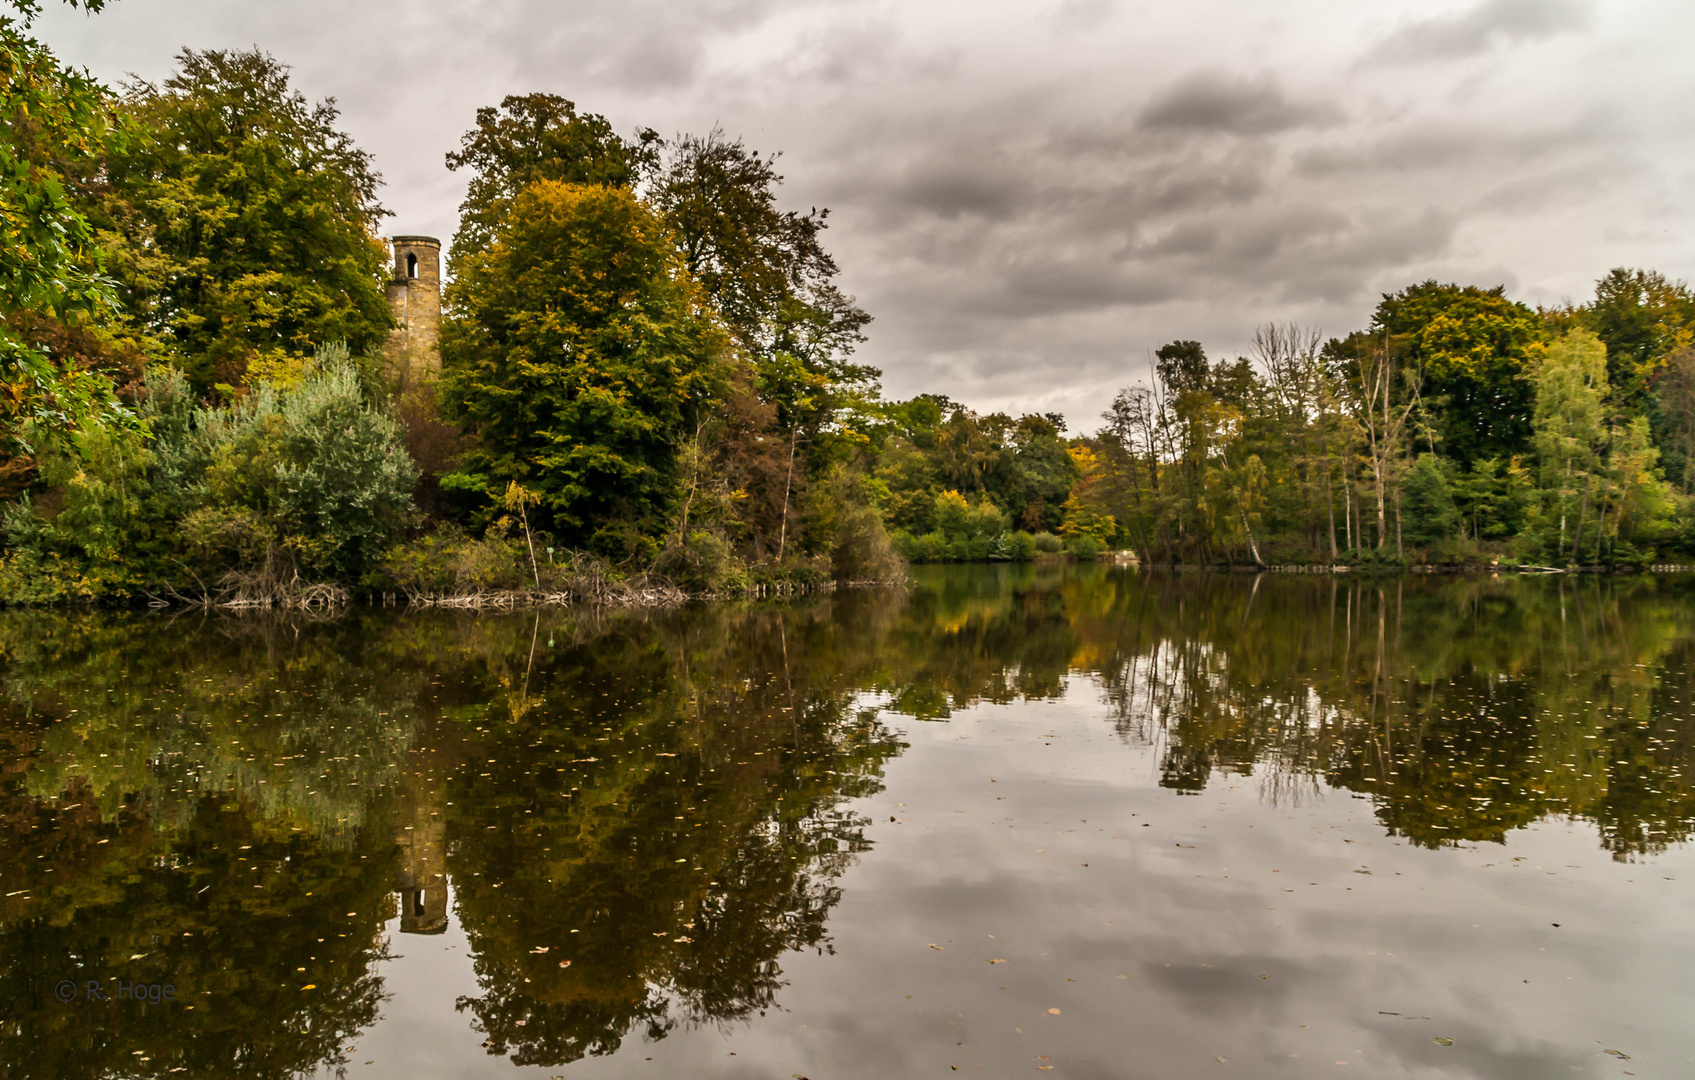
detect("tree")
(1372, 281), (1544, 468)
(440, 180), (726, 550)
(94, 49), (392, 392)
(445, 92), (659, 261)
(1531, 329), (1607, 559)
(652, 129), (875, 471)
(1654, 346), (1695, 494)
(1399, 453), (1460, 545)
(1344, 333), (1419, 553)
(0, 0), (131, 483)
(993, 414), (1077, 532)
(1589, 267), (1694, 399)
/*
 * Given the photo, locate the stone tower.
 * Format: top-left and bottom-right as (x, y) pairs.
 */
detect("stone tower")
(385, 235), (442, 389)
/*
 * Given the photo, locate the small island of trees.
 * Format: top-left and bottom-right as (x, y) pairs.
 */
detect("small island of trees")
(4, 1), (1694, 606)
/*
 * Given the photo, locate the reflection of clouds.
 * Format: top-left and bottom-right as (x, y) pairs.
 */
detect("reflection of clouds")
(770, 704), (1615, 1080)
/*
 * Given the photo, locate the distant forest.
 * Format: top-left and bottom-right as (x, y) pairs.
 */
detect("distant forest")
(4, 2), (1694, 605)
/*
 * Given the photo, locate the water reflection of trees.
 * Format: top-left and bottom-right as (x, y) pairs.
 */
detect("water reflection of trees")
(3, 570), (1694, 1074)
(880, 567), (1695, 859)
(0, 612), (417, 1079)
(434, 601), (903, 1066)
(0, 599), (904, 1074)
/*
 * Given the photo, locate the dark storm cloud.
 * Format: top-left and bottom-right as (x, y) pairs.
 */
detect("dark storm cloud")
(1136, 72), (1341, 135)
(1368, 0), (1593, 64)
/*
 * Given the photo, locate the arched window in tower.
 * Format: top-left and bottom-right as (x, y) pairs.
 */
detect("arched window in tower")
(406, 253), (418, 279)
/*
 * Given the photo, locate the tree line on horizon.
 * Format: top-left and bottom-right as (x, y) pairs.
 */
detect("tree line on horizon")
(1060, 274), (1695, 568)
(3, 0), (1693, 606)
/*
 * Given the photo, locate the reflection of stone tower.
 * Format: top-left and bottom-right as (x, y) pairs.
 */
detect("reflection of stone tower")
(385, 236), (442, 390)
(394, 811), (449, 934)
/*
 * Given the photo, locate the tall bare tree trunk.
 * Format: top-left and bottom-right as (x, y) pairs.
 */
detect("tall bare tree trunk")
(1239, 508), (1265, 566)
(1394, 490), (1404, 560)
(776, 428), (797, 562)
(1571, 469), (1592, 564)
(1343, 465), (1354, 551)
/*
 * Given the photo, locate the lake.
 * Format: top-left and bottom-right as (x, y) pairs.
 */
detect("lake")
(2, 566), (1692, 1078)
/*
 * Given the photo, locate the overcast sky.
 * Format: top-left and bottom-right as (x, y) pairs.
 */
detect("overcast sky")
(39, 0), (1695, 429)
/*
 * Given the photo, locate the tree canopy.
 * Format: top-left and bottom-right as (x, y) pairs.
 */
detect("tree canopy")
(445, 93), (659, 261)
(440, 180), (726, 550)
(93, 48), (393, 392)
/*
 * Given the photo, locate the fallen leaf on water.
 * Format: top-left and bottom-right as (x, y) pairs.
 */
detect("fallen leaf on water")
(557, 960), (572, 968)
(1433, 1038), (1453, 1047)
(1216, 1056), (1228, 1063)
(988, 958), (1006, 964)
(1048, 1008), (1061, 1015)
(1604, 1050), (1631, 1060)
(300, 984), (316, 991)
(531, 947), (549, 954)
(930, 944), (944, 950)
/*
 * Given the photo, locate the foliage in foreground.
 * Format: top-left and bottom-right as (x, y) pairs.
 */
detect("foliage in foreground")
(0, 346), (415, 602)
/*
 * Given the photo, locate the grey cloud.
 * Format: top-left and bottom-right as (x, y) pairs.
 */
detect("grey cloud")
(1294, 110), (1619, 178)
(1368, 0), (1593, 64)
(1055, 0), (1115, 33)
(783, 19), (902, 84)
(890, 160), (1032, 221)
(1136, 72), (1341, 135)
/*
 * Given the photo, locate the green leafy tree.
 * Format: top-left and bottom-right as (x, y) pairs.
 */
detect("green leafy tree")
(651, 131), (874, 441)
(1530, 329), (1607, 559)
(1587, 267), (1694, 398)
(445, 92), (659, 261)
(1372, 281), (1544, 468)
(0, 0), (131, 481)
(1399, 453), (1461, 545)
(440, 180), (726, 550)
(95, 48), (392, 391)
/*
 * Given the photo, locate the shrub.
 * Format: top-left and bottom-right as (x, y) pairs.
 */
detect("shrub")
(655, 528), (743, 592)
(907, 531), (948, 562)
(0, 345), (417, 602)
(379, 530), (528, 595)
(809, 465), (906, 581)
(1066, 534), (1104, 560)
(1033, 531), (1063, 553)
(197, 347), (418, 579)
(1006, 530), (1037, 561)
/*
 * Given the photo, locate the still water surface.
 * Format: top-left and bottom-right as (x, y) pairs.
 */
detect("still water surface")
(3, 566), (1693, 1078)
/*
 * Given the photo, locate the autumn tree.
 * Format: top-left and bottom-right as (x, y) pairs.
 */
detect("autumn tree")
(95, 48), (393, 391)
(440, 180), (726, 551)
(444, 92), (659, 261)
(1371, 281), (1544, 469)
(0, 0), (130, 493)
